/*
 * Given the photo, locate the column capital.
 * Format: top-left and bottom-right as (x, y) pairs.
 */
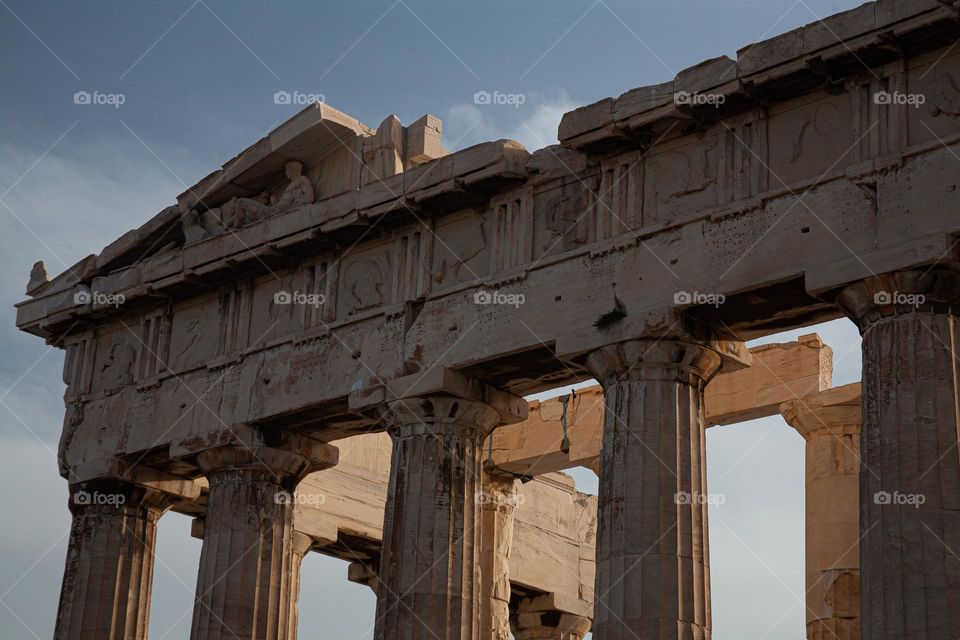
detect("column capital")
(834, 266), (960, 328)
(779, 383), (862, 440)
(380, 395), (503, 440)
(177, 426), (337, 484)
(353, 366), (528, 426)
(583, 337), (723, 387)
(66, 477), (189, 516)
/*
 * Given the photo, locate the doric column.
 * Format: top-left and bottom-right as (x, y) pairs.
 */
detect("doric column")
(780, 384), (862, 640)
(373, 395), (504, 640)
(189, 436), (337, 640)
(511, 594), (592, 640)
(286, 532), (315, 640)
(835, 268), (960, 640)
(54, 479), (187, 640)
(478, 469), (520, 640)
(584, 338), (722, 639)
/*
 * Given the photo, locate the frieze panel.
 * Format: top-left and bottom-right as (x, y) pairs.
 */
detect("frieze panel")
(338, 242), (393, 318)
(168, 297), (220, 372)
(88, 327), (137, 396)
(768, 92), (851, 185)
(532, 178), (595, 261)
(430, 210), (490, 290)
(643, 134), (719, 223)
(907, 49), (960, 148)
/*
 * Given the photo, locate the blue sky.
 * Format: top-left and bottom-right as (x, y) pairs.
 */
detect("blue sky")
(1, 0), (866, 638)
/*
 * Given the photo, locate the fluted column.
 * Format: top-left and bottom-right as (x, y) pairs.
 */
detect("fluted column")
(374, 396), (502, 640)
(190, 440), (337, 640)
(511, 595), (592, 640)
(781, 384), (862, 640)
(54, 480), (181, 640)
(836, 268), (960, 640)
(286, 532), (314, 640)
(478, 470), (519, 640)
(585, 338), (722, 640)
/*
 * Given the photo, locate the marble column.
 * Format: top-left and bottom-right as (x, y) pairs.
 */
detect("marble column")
(585, 338), (721, 640)
(835, 268), (960, 639)
(190, 440), (337, 640)
(781, 384), (862, 640)
(286, 532), (314, 640)
(511, 595), (592, 640)
(54, 480), (181, 640)
(478, 470), (519, 640)
(374, 396), (501, 640)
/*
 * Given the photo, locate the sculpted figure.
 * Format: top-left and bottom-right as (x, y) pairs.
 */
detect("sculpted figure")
(179, 161), (314, 239)
(272, 160), (314, 210)
(26, 260), (49, 295)
(181, 207), (210, 244)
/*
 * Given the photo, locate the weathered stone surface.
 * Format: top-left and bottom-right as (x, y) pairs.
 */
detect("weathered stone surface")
(781, 383), (862, 640)
(836, 269), (960, 640)
(374, 396), (501, 640)
(584, 338), (722, 639)
(13, 4), (960, 639)
(189, 442), (336, 640)
(54, 481), (184, 640)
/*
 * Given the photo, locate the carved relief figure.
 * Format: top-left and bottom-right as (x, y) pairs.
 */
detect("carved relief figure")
(99, 339), (136, 390)
(179, 160), (315, 241)
(787, 103), (841, 164)
(344, 259), (386, 315)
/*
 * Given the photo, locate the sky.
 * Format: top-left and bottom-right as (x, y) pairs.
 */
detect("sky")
(0, 0), (868, 638)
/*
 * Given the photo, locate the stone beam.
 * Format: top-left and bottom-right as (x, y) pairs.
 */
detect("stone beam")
(488, 333), (832, 475)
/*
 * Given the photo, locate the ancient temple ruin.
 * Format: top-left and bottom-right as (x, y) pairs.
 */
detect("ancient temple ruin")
(15, 1), (960, 638)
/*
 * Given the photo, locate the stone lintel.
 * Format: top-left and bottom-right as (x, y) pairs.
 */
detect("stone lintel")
(349, 366), (528, 425)
(554, 308), (752, 373)
(780, 382), (862, 440)
(806, 236), (960, 300)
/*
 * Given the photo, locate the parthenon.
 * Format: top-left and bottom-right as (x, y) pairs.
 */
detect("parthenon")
(13, 1), (960, 638)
